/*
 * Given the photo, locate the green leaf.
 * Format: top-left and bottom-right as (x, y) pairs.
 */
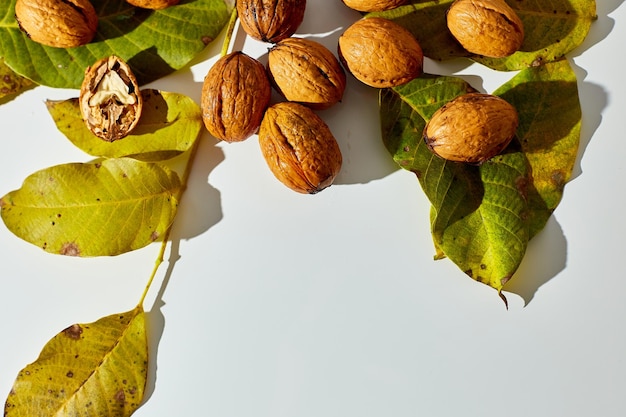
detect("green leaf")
(380, 76), (530, 292)
(4, 307), (147, 417)
(370, 0), (597, 71)
(0, 58), (34, 102)
(379, 60), (582, 292)
(0, 158), (181, 256)
(0, 0), (232, 88)
(494, 59), (582, 236)
(46, 89), (203, 161)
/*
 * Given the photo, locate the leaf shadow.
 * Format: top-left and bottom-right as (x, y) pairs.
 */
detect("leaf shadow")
(502, 215), (566, 305)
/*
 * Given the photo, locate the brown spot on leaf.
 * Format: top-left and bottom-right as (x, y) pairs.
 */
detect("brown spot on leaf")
(115, 389), (126, 404)
(63, 324), (83, 340)
(551, 170), (566, 189)
(150, 231), (159, 241)
(66, 371), (74, 378)
(60, 242), (80, 256)
(515, 175), (528, 200)
(201, 36), (213, 45)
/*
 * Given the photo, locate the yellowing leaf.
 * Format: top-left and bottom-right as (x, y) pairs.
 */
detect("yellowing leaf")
(0, 158), (181, 256)
(47, 90), (203, 161)
(0, 58), (33, 102)
(494, 59), (582, 236)
(4, 307), (147, 417)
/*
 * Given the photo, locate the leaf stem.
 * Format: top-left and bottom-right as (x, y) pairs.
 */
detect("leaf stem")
(220, 6), (239, 57)
(137, 138), (201, 308)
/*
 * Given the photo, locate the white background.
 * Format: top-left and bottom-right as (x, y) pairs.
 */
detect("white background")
(1, 1), (624, 416)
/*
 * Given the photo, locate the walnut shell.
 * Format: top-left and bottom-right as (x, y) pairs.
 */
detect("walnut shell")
(338, 17), (423, 88)
(125, 0), (180, 10)
(341, 0), (406, 12)
(424, 93), (519, 164)
(201, 51), (271, 142)
(268, 37), (346, 110)
(446, 0), (524, 58)
(79, 56), (143, 142)
(259, 102), (342, 194)
(15, 0), (98, 48)
(237, 0), (306, 43)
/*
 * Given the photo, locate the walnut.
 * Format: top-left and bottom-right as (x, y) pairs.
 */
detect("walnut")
(236, 0), (307, 43)
(338, 17), (423, 88)
(267, 37), (346, 110)
(341, 0), (406, 12)
(446, 0), (524, 58)
(79, 56), (143, 142)
(423, 93), (519, 164)
(14, 0), (98, 48)
(201, 51), (271, 142)
(125, 0), (180, 10)
(259, 102), (342, 194)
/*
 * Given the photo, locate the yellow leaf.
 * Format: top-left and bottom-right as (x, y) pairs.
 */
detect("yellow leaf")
(4, 307), (148, 417)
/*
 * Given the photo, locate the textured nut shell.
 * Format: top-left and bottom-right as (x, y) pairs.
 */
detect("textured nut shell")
(424, 93), (518, 164)
(338, 17), (423, 88)
(237, 0), (306, 43)
(125, 0), (180, 10)
(259, 102), (342, 194)
(201, 51), (271, 142)
(341, 0), (406, 12)
(447, 0), (524, 58)
(268, 38), (346, 110)
(79, 56), (143, 142)
(15, 0), (98, 48)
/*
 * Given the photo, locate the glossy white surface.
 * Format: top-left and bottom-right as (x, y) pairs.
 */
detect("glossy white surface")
(1, 1), (625, 416)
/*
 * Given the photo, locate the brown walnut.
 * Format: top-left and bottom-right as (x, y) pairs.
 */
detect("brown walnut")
(125, 0), (180, 10)
(237, 0), (306, 43)
(259, 102), (342, 194)
(446, 0), (524, 58)
(338, 17), (423, 88)
(201, 51), (271, 142)
(15, 0), (98, 48)
(341, 0), (406, 12)
(79, 56), (143, 142)
(268, 37), (346, 110)
(423, 93), (519, 164)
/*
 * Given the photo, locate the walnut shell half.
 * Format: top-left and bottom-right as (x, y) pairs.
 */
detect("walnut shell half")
(259, 102), (342, 194)
(79, 56), (143, 142)
(15, 0), (98, 48)
(424, 93), (519, 164)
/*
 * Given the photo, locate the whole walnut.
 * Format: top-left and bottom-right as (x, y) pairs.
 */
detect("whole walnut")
(423, 93), (519, 164)
(259, 102), (342, 194)
(338, 17), (423, 88)
(201, 51), (272, 142)
(341, 0), (406, 12)
(125, 0), (180, 9)
(15, 0), (98, 48)
(79, 56), (143, 142)
(237, 0), (306, 43)
(446, 0), (524, 58)
(268, 37), (346, 110)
